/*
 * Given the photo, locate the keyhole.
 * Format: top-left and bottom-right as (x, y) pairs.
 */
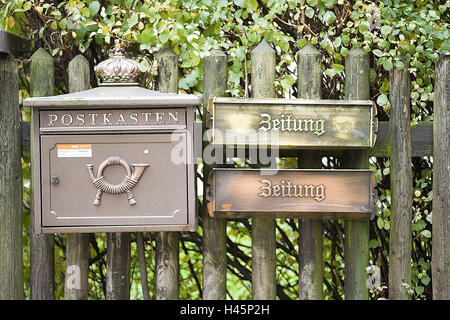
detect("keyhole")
(51, 176), (59, 185)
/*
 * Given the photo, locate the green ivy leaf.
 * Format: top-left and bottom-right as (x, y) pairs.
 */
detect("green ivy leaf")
(324, 68), (337, 78)
(89, 1), (101, 16)
(297, 38), (308, 48)
(395, 60), (405, 69)
(377, 217), (384, 229)
(23, 1), (31, 11)
(373, 49), (383, 57)
(412, 219), (426, 232)
(58, 18), (67, 30)
(247, 0), (258, 11)
(159, 30), (170, 44)
(439, 38), (450, 52)
(421, 275), (430, 286)
(179, 67), (200, 89)
(280, 75), (296, 90)
(138, 59), (150, 72)
(235, 46), (246, 61)
(420, 230), (431, 238)
(140, 27), (155, 44)
(359, 21), (369, 33)
(50, 21), (58, 30)
(331, 63), (344, 73)
(377, 93), (389, 106)
(340, 46), (348, 56)
(325, 0), (334, 8)
(415, 286), (424, 295)
(305, 6), (314, 19)
(323, 11), (336, 24)
(381, 25), (392, 36)
(128, 13), (139, 28)
(369, 239), (381, 249)
(182, 51), (201, 68)
(383, 59), (393, 71)
(80, 7), (90, 17)
(333, 36), (341, 47)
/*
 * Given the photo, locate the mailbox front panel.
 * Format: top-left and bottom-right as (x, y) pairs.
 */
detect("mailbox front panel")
(40, 133), (190, 229)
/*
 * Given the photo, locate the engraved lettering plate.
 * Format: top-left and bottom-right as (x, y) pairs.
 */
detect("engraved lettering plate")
(40, 108), (186, 133)
(210, 98), (377, 149)
(212, 169), (377, 220)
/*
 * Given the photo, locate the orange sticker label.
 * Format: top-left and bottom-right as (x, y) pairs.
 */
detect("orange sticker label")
(57, 144), (92, 157)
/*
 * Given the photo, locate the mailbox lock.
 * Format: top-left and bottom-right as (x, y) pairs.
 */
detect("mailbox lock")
(51, 176), (60, 185)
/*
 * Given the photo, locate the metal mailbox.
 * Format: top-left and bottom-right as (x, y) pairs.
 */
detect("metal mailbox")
(24, 49), (201, 234)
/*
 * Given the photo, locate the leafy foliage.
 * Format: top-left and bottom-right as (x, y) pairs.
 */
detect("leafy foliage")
(1, 0), (448, 300)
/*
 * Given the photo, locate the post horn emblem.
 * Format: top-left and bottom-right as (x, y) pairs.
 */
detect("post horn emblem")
(87, 156), (149, 206)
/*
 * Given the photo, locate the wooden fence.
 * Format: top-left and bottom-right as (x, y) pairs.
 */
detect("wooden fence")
(0, 40), (448, 300)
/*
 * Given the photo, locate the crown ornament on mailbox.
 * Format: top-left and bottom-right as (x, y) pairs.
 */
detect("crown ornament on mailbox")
(94, 42), (141, 84)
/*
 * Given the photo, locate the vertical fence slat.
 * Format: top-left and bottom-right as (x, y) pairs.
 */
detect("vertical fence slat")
(343, 47), (370, 300)
(106, 232), (130, 299)
(0, 53), (23, 299)
(296, 43), (323, 300)
(388, 58), (412, 300)
(136, 232), (151, 300)
(154, 47), (180, 300)
(202, 50), (228, 300)
(65, 234), (90, 300)
(251, 40), (277, 300)
(431, 54), (449, 300)
(155, 232), (179, 299)
(64, 54), (91, 300)
(29, 48), (55, 300)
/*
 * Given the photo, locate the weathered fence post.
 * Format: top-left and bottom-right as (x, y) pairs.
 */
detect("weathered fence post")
(154, 47), (180, 300)
(296, 43), (323, 300)
(106, 232), (130, 300)
(343, 47), (370, 300)
(29, 48), (55, 300)
(431, 54), (449, 300)
(0, 53), (23, 300)
(202, 49), (228, 300)
(251, 40), (277, 300)
(136, 232), (151, 300)
(64, 54), (91, 300)
(388, 58), (412, 300)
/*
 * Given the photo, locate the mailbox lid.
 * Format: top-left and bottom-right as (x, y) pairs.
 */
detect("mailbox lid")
(40, 133), (191, 228)
(23, 85), (202, 108)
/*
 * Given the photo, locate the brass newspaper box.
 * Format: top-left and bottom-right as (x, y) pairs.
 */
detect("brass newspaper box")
(209, 97), (378, 149)
(211, 169), (378, 220)
(24, 49), (200, 234)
